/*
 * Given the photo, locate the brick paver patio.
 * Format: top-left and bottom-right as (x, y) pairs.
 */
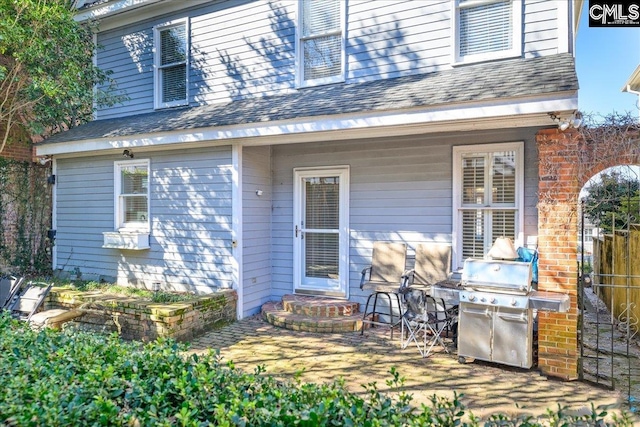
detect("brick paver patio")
(186, 315), (631, 420)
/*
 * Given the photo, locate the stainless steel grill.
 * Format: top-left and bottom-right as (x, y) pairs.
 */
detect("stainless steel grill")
(458, 259), (536, 368)
(456, 258), (570, 368)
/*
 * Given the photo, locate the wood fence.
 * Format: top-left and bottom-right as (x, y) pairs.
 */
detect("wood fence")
(592, 227), (640, 333)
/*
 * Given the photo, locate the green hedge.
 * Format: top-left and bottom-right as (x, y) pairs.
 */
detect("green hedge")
(0, 313), (632, 426)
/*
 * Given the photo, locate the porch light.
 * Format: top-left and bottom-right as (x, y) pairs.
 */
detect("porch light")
(548, 112), (582, 131)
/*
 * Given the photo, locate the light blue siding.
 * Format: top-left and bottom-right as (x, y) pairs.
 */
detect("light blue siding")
(270, 129), (539, 306)
(94, 0), (565, 119)
(54, 146), (234, 294)
(241, 145), (273, 316)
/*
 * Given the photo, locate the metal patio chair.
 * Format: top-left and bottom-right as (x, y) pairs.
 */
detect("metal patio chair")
(6, 281), (53, 322)
(400, 288), (458, 358)
(402, 243), (452, 288)
(360, 242), (407, 338)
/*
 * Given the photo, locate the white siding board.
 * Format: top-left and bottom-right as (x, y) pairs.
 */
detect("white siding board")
(93, 0), (566, 118)
(54, 147), (235, 292)
(241, 145), (272, 316)
(270, 129), (539, 306)
(523, 0), (560, 56)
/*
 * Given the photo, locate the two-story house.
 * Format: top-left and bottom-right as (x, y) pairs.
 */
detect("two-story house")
(36, 0), (581, 326)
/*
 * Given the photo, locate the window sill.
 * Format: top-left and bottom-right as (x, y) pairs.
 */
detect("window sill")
(452, 50), (522, 67)
(102, 231), (150, 250)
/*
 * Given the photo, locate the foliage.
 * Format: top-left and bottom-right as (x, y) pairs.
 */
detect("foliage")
(0, 158), (51, 274)
(0, 313), (634, 426)
(0, 0), (126, 152)
(582, 169), (640, 232)
(68, 279), (196, 303)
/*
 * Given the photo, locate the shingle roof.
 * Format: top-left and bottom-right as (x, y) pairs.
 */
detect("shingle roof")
(43, 53), (577, 145)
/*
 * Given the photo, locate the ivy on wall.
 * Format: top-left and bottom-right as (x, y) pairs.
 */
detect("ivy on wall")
(0, 158), (52, 274)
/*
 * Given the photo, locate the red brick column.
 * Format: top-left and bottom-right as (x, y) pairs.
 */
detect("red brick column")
(536, 129), (581, 380)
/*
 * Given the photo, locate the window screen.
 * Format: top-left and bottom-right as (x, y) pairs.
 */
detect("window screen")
(300, 0), (342, 84)
(460, 149), (518, 258)
(458, 0), (513, 58)
(119, 163), (149, 227)
(157, 23), (187, 106)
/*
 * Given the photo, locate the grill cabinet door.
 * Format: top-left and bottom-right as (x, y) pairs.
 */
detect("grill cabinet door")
(457, 303), (492, 362)
(492, 307), (533, 368)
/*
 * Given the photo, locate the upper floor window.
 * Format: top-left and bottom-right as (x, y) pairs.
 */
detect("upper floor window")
(453, 0), (522, 64)
(452, 143), (524, 270)
(115, 159), (150, 231)
(297, 0), (346, 87)
(154, 19), (189, 109)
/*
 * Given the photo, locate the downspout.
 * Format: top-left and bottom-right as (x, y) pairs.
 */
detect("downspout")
(51, 158), (58, 271)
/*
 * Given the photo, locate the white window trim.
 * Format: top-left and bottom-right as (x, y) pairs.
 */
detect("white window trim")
(295, 0), (347, 88)
(452, 0), (522, 65)
(153, 18), (190, 109)
(452, 142), (524, 271)
(114, 159), (151, 233)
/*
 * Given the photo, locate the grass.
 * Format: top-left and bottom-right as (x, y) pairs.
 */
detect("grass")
(53, 279), (196, 303)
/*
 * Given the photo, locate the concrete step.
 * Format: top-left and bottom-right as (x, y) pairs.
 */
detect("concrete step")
(261, 294), (363, 333)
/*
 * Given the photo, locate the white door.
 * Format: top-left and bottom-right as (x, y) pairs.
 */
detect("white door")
(293, 166), (349, 298)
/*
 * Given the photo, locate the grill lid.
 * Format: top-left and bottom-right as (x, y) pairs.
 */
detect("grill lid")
(461, 259), (533, 293)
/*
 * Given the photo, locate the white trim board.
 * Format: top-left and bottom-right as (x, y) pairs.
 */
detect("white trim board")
(36, 95), (577, 157)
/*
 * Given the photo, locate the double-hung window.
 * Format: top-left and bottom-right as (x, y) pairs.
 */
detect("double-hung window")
(297, 0), (345, 87)
(115, 160), (150, 231)
(154, 19), (189, 109)
(453, 0), (522, 64)
(453, 143), (523, 269)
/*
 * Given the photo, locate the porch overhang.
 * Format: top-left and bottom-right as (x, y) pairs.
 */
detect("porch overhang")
(36, 93), (577, 158)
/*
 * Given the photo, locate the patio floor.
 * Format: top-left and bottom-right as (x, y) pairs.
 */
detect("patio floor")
(186, 314), (633, 421)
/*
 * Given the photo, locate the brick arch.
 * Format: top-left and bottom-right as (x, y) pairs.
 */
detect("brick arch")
(578, 154), (640, 191)
(535, 127), (640, 379)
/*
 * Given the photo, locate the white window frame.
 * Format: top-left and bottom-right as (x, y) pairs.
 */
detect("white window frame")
(452, 0), (522, 65)
(153, 18), (189, 109)
(452, 142), (524, 270)
(295, 0), (347, 88)
(114, 159), (150, 232)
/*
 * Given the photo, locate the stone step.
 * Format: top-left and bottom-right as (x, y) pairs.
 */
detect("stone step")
(281, 294), (360, 317)
(261, 294), (364, 333)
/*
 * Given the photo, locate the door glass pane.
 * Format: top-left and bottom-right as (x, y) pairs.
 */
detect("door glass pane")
(305, 177), (339, 229)
(304, 175), (340, 279)
(305, 233), (339, 278)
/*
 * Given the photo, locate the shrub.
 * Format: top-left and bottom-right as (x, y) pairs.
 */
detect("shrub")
(0, 313), (633, 426)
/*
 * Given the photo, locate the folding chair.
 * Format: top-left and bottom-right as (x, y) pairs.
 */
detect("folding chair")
(6, 281), (53, 322)
(400, 288), (458, 358)
(0, 276), (24, 310)
(360, 242), (407, 338)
